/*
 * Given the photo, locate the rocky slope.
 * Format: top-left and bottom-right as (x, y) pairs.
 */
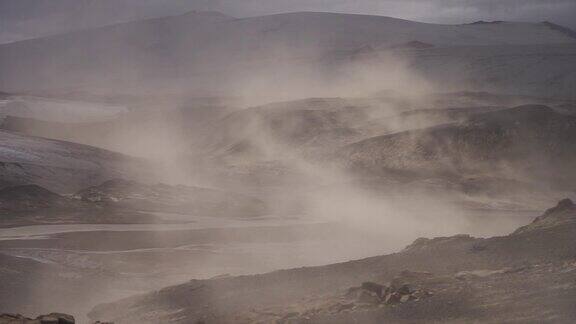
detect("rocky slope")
(337, 105), (576, 190)
(187, 96), (571, 209)
(88, 199), (576, 323)
(399, 43), (576, 100)
(203, 95), (511, 163)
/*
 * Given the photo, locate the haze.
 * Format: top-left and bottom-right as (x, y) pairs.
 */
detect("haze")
(0, 1), (575, 323)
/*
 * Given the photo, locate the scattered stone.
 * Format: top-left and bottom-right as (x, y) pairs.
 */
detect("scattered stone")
(396, 284), (412, 295)
(210, 273), (232, 280)
(361, 281), (385, 298)
(400, 294), (411, 303)
(455, 269), (507, 280)
(331, 303), (354, 313)
(345, 286), (363, 299)
(356, 290), (381, 304)
(514, 198), (576, 234)
(397, 270), (434, 281)
(0, 313), (75, 324)
(276, 312), (300, 324)
(403, 235), (476, 252)
(344, 271), (433, 308)
(384, 292), (402, 305)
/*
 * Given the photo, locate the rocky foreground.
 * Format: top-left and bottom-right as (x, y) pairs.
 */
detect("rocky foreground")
(0, 313), (75, 324)
(87, 199), (576, 323)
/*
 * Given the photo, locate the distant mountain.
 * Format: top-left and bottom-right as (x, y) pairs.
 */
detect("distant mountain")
(0, 0), (206, 44)
(0, 12), (574, 98)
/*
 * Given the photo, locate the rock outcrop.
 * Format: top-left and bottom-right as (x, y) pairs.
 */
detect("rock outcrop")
(514, 198), (576, 234)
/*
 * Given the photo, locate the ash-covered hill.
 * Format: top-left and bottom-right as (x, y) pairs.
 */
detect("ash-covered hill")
(0, 93), (127, 123)
(400, 43), (576, 100)
(0, 183), (158, 228)
(0, 177), (268, 228)
(338, 105), (576, 190)
(89, 199), (576, 323)
(199, 94), (513, 162)
(0, 129), (147, 193)
(0, 184), (79, 211)
(76, 178), (267, 218)
(0, 11), (574, 97)
(0, 100), (230, 155)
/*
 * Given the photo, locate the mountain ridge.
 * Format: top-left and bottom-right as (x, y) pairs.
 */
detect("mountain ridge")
(1, 11), (574, 96)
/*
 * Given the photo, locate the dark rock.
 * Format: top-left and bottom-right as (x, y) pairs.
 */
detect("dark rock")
(361, 281), (385, 298)
(0, 185), (77, 211)
(397, 284), (412, 295)
(403, 235), (476, 252)
(330, 303), (354, 313)
(38, 313), (74, 324)
(0, 313), (74, 324)
(384, 292), (402, 305)
(514, 198), (576, 234)
(356, 290), (381, 304)
(468, 20), (504, 25)
(345, 286), (363, 299)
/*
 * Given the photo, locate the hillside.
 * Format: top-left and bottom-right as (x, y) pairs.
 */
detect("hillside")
(397, 43), (576, 99)
(337, 105), (576, 190)
(0, 130), (147, 192)
(0, 94), (127, 123)
(88, 199), (576, 323)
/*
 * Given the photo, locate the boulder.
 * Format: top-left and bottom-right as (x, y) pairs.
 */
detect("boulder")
(361, 281), (385, 298)
(383, 292), (402, 305)
(356, 290), (381, 305)
(0, 313), (74, 324)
